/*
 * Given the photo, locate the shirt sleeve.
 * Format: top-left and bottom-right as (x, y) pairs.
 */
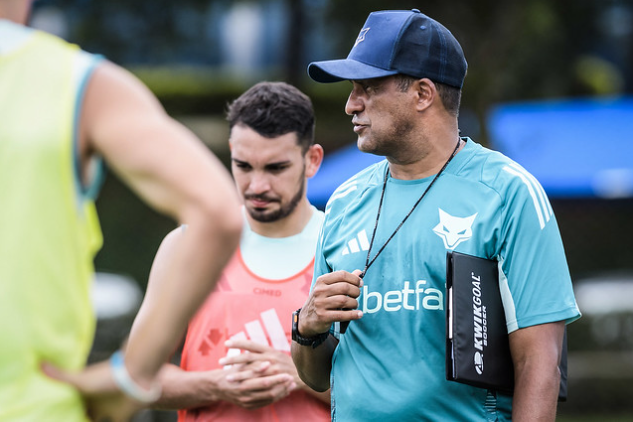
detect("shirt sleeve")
(496, 164), (581, 332)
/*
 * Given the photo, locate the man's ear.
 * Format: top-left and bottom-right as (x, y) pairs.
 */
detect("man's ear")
(305, 144), (324, 179)
(414, 78), (436, 112)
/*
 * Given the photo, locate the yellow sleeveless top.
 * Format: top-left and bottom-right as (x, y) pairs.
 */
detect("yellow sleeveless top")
(0, 24), (103, 421)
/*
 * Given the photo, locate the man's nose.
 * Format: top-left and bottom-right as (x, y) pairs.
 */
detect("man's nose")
(345, 87), (365, 116)
(248, 172), (272, 194)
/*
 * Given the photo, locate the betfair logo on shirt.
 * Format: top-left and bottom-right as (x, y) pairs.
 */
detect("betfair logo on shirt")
(361, 279), (443, 313)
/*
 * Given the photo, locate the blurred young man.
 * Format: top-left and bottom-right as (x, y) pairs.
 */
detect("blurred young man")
(0, 1), (241, 421)
(292, 9), (581, 421)
(148, 82), (330, 421)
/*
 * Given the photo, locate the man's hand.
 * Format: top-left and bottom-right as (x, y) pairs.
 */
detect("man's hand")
(42, 360), (144, 422)
(222, 339), (301, 384)
(290, 269), (362, 393)
(214, 339), (296, 409)
(299, 269), (364, 337)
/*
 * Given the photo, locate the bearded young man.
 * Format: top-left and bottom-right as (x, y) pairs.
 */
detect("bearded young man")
(144, 82), (331, 421)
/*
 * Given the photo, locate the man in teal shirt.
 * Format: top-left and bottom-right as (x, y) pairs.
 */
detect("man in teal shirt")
(292, 9), (580, 421)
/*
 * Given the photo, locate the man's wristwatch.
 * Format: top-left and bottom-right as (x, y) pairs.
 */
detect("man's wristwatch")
(292, 308), (329, 349)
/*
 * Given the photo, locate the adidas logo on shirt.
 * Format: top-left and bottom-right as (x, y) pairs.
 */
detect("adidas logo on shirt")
(342, 229), (370, 255)
(223, 308), (290, 368)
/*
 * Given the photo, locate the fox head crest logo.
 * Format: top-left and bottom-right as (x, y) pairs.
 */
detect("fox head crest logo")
(432, 209), (478, 250)
(354, 27), (370, 47)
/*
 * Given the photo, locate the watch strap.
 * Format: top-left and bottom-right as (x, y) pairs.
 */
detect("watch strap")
(292, 308), (329, 349)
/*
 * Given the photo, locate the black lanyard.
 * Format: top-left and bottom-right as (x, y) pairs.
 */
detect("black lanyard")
(360, 138), (462, 278)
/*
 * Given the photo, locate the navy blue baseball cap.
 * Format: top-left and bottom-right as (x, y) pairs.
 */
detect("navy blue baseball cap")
(308, 9), (467, 88)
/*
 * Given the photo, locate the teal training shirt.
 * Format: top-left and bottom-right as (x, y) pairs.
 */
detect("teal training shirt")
(313, 138), (581, 421)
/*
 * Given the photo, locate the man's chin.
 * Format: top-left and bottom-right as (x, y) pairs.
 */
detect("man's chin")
(357, 137), (377, 154)
(247, 208), (281, 223)
(358, 142), (385, 157)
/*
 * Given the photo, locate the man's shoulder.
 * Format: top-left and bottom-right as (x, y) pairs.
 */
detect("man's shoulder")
(0, 21), (100, 71)
(462, 140), (517, 174)
(0, 20), (34, 54)
(460, 141), (545, 200)
(324, 160), (387, 212)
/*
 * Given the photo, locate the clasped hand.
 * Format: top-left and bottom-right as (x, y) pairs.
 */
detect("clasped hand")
(216, 339), (298, 409)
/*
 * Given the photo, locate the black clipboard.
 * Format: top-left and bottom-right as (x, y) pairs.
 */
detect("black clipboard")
(446, 251), (569, 400)
(446, 251), (514, 393)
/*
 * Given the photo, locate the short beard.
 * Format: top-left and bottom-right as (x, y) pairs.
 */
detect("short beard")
(247, 178), (305, 223)
(359, 118), (415, 160)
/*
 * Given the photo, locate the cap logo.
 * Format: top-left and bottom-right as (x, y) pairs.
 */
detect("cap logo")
(354, 27), (370, 47)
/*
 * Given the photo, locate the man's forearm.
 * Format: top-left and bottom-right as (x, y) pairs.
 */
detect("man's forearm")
(291, 335), (337, 392)
(509, 322), (565, 422)
(153, 364), (221, 410)
(512, 361), (560, 421)
(126, 219), (240, 387)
